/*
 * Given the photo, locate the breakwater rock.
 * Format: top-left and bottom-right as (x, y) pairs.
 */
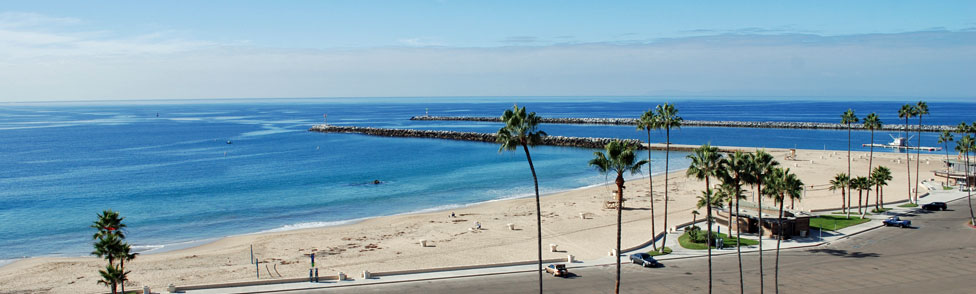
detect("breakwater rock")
(309, 125), (644, 149)
(410, 116), (954, 132)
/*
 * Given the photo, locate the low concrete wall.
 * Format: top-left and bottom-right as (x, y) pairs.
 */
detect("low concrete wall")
(410, 116), (953, 132)
(173, 276), (337, 292)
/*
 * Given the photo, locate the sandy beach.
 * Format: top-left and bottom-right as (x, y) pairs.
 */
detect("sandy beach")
(0, 147), (951, 293)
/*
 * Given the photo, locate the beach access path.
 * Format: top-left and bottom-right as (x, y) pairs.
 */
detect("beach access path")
(176, 180), (975, 293)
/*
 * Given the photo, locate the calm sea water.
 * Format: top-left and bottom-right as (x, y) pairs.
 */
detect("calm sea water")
(0, 97), (972, 260)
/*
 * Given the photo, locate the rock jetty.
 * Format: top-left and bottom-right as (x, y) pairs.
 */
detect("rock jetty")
(410, 116), (953, 132)
(309, 125), (645, 149)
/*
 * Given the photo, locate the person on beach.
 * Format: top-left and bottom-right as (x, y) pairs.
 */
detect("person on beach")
(450, 212), (456, 218)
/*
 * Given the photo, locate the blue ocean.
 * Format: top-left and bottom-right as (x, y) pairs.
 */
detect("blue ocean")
(0, 97), (973, 261)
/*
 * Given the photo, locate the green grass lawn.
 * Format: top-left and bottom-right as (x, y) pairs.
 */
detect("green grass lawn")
(944, 185), (956, 190)
(898, 203), (919, 208)
(810, 215), (871, 231)
(678, 231), (759, 250)
(871, 208), (892, 213)
(647, 246), (672, 256)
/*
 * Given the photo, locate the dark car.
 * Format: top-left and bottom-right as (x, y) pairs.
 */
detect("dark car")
(882, 216), (911, 228)
(629, 253), (663, 268)
(921, 202), (947, 211)
(545, 264), (568, 277)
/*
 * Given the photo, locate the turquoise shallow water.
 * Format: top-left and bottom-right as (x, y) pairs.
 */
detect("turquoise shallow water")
(0, 97), (971, 260)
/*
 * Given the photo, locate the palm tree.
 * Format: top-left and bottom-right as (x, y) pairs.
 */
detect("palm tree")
(841, 109), (858, 209)
(92, 233), (123, 267)
(863, 113), (882, 212)
(91, 210), (126, 240)
(747, 149), (779, 294)
(898, 104), (918, 203)
(687, 144), (722, 294)
(496, 104), (548, 294)
(874, 166), (893, 209)
(654, 103), (682, 253)
(938, 131), (954, 186)
(114, 243), (137, 293)
(956, 135), (976, 226)
(691, 210), (700, 228)
(589, 140), (648, 294)
(769, 168), (802, 294)
(718, 150), (751, 294)
(913, 101), (929, 203)
(97, 264), (128, 294)
(637, 109), (660, 251)
(828, 173), (849, 217)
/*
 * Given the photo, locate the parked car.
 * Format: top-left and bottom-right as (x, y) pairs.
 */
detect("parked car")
(545, 264), (568, 277)
(882, 216), (911, 228)
(629, 253), (663, 268)
(921, 202), (947, 211)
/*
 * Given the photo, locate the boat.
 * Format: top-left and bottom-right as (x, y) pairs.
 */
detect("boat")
(862, 134), (940, 151)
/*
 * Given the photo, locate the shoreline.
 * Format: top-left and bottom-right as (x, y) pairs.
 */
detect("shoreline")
(0, 145), (951, 293)
(0, 168), (683, 266)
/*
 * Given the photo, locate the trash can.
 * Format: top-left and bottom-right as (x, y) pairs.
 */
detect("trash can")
(567, 254), (575, 263)
(507, 223), (515, 230)
(419, 239), (428, 247)
(337, 272), (346, 281)
(550, 244), (558, 252)
(143, 286), (151, 294)
(363, 270), (371, 279)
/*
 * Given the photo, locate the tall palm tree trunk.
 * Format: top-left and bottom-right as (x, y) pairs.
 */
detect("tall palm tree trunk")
(847, 125), (853, 212)
(120, 258), (126, 294)
(660, 129), (672, 253)
(735, 195), (744, 294)
(966, 151), (975, 226)
(846, 181), (852, 219)
(906, 118), (913, 203)
(615, 174), (625, 294)
(857, 185), (863, 215)
(867, 130), (874, 212)
(757, 180), (765, 294)
(875, 182), (880, 211)
(646, 129), (657, 251)
(705, 176), (713, 294)
(945, 142), (951, 186)
(841, 188), (846, 214)
(775, 199), (784, 294)
(915, 117), (923, 203)
(521, 144), (544, 294)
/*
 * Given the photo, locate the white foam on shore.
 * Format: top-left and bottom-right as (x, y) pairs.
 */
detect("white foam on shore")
(0, 258), (19, 268)
(255, 218), (369, 234)
(132, 238), (220, 255)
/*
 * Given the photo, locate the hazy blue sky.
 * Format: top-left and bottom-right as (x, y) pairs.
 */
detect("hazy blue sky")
(1, 1), (973, 101)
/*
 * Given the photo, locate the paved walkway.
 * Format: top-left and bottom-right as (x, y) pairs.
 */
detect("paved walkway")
(174, 183), (972, 294)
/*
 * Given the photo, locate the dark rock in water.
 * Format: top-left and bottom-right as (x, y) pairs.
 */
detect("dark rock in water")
(373, 180), (381, 185)
(308, 125), (643, 150)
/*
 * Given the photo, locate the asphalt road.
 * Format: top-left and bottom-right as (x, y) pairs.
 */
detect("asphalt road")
(290, 198), (976, 294)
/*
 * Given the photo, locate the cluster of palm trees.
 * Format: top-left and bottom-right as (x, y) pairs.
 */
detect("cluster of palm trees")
(91, 210), (136, 294)
(495, 102), (971, 294)
(897, 102), (929, 204)
(685, 145), (804, 294)
(954, 122), (976, 226)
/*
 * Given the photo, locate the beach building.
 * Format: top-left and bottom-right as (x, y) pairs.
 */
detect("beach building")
(934, 159), (976, 187)
(716, 203), (812, 239)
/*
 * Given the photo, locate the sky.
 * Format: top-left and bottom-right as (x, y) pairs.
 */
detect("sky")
(0, 0), (974, 102)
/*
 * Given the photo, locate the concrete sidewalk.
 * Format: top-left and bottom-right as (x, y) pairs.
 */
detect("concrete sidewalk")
(174, 184), (971, 294)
